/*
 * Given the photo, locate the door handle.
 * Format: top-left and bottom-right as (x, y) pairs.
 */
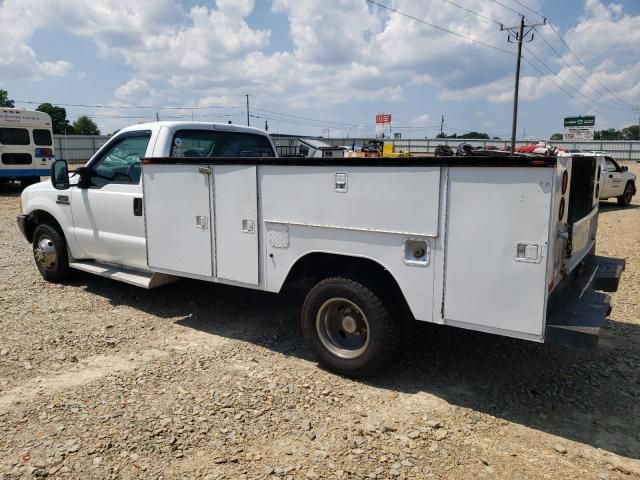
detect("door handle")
(133, 198), (143, 216)
(608, 174), (613, 178)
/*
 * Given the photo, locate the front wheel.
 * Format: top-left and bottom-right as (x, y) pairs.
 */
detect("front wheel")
(617, 183), (634, 206)
(301, 277), (401, 378)
(32, 224), (71, 282)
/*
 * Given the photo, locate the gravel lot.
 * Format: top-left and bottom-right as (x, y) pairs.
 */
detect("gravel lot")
(1, 165), (639, 479)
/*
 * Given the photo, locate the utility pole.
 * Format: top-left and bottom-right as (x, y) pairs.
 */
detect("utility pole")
(501, 15), (546, 154)
(245, 94), (250, 126)
(440, 114), (444, 137)
(634, 106), (640, 140)
(155, 112), (159, 121)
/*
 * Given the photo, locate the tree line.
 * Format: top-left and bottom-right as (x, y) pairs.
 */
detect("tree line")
(550, 125), (640, 141)
(1, 89), (100, 135)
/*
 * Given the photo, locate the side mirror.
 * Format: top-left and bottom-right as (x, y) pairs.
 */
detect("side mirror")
(621, 166), (628, 172)
(74, 166), (91, 189)
(51, 160), (70, 190)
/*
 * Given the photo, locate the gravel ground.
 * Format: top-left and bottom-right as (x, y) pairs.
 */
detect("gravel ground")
(1, 165), (639, 480)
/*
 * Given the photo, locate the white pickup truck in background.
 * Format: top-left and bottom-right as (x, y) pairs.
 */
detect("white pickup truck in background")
(17, 121), (625, 377)
(597, 154), (636, 206)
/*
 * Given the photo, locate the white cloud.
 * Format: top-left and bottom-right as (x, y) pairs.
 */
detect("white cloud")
(37, 61), (72, 77)
(409, 114), (430, 126)
(2, 0), (638, 135)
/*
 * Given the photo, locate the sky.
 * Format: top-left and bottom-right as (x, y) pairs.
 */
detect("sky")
(1, 0), (640, 139)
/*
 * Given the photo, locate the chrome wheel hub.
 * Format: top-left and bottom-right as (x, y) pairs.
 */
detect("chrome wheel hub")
(316, 298), (370, 360)
(35, 237), (57, 270)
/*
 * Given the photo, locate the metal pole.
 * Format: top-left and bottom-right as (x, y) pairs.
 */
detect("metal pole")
(245, 94), (250, 127)
(510, 15), (525, 154)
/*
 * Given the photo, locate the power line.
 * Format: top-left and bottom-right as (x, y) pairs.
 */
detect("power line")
(501, 15), (547, 152)
(521, 45), (628, 117)
(489, 0), (523, 17)
(13, 100), (241, 110)
(545, 22), (630, 107)
(530, 29), (630, 112)
(366, 0), (514, 55)
(251, 107), (364, 128)
(437, 0), (502, 26)
(521, 56), (631, 123)
(509, 0), (544, 19)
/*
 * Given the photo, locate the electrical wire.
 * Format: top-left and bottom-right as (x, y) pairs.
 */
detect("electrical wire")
(545, 22), (631, 107)
(521, 56), (631, 122)
(366, 0), (514, 55)
(13, 100), (241, 110)
(531, 27), (629, 110)
(488, 0), (523, 18)
(437, 0), (502, 26)
(509, 0), (544, 19)
(522, 45), (629, 116)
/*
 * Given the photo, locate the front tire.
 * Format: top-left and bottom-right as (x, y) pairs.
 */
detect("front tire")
(617, 182), (634, 206)
(32, 224), (71, 282)
(301, 277), (401, 378)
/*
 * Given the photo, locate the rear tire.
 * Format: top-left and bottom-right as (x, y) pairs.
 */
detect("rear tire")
(617, 182), (634, 206)
(32, 224), (71, 282)
(301, 277), (401, 378)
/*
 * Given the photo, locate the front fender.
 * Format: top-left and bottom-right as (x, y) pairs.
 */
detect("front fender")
(22, 188), (84, 259)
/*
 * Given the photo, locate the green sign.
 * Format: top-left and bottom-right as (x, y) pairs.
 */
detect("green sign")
(564, 116), (595, 127)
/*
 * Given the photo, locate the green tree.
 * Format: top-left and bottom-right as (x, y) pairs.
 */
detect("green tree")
(594, 128), (623, 140)
(458, 131), (490, 139)
(0, 89), (14, 108)
(36, 103), (73, 134)
(72, 115), (100, 135)
(550, 133), (563, 140)
(622, 125), (639, 140)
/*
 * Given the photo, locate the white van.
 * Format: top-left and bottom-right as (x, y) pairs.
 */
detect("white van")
(0, 108), (55, 187)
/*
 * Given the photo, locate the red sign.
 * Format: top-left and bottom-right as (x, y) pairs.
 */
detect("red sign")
(375, 114), (392, 124)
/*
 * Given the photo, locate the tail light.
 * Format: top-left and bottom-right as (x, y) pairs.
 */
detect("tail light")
(35, 148), (54, 158)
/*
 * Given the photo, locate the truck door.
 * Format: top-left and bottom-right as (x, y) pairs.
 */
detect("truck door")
(602, 157), (623, 197)
(144, 164), (214, 278)
(213, 165), (259, 285)
(70, 131), (151, 269)
(442, 167), (553, 338)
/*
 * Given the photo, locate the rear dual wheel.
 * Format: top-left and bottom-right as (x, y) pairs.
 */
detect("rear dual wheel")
(301, 277), (402, 378)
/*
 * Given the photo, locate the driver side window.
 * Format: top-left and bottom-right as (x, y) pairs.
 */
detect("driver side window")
(91, 133), (151, 187)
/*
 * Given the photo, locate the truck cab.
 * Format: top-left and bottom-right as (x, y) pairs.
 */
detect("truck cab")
(599, 155), (636, 206)
(18, 121), (276, 272)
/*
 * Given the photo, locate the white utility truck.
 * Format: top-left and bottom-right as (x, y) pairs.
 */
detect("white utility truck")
(598, 155), (635, 206)
(17, 122), (625, 377)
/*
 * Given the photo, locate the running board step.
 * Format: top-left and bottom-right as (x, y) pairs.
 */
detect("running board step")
(546, 289), (611, 350)
(591, 255), (625, 292)
(69, 261), (178, 289)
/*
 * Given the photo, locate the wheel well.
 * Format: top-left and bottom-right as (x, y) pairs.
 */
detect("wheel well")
(281, 252), (413, 318)
(25, 210), (64, 243)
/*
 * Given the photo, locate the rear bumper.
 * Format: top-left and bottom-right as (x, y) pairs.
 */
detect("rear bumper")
(545, 254), (625, 349)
